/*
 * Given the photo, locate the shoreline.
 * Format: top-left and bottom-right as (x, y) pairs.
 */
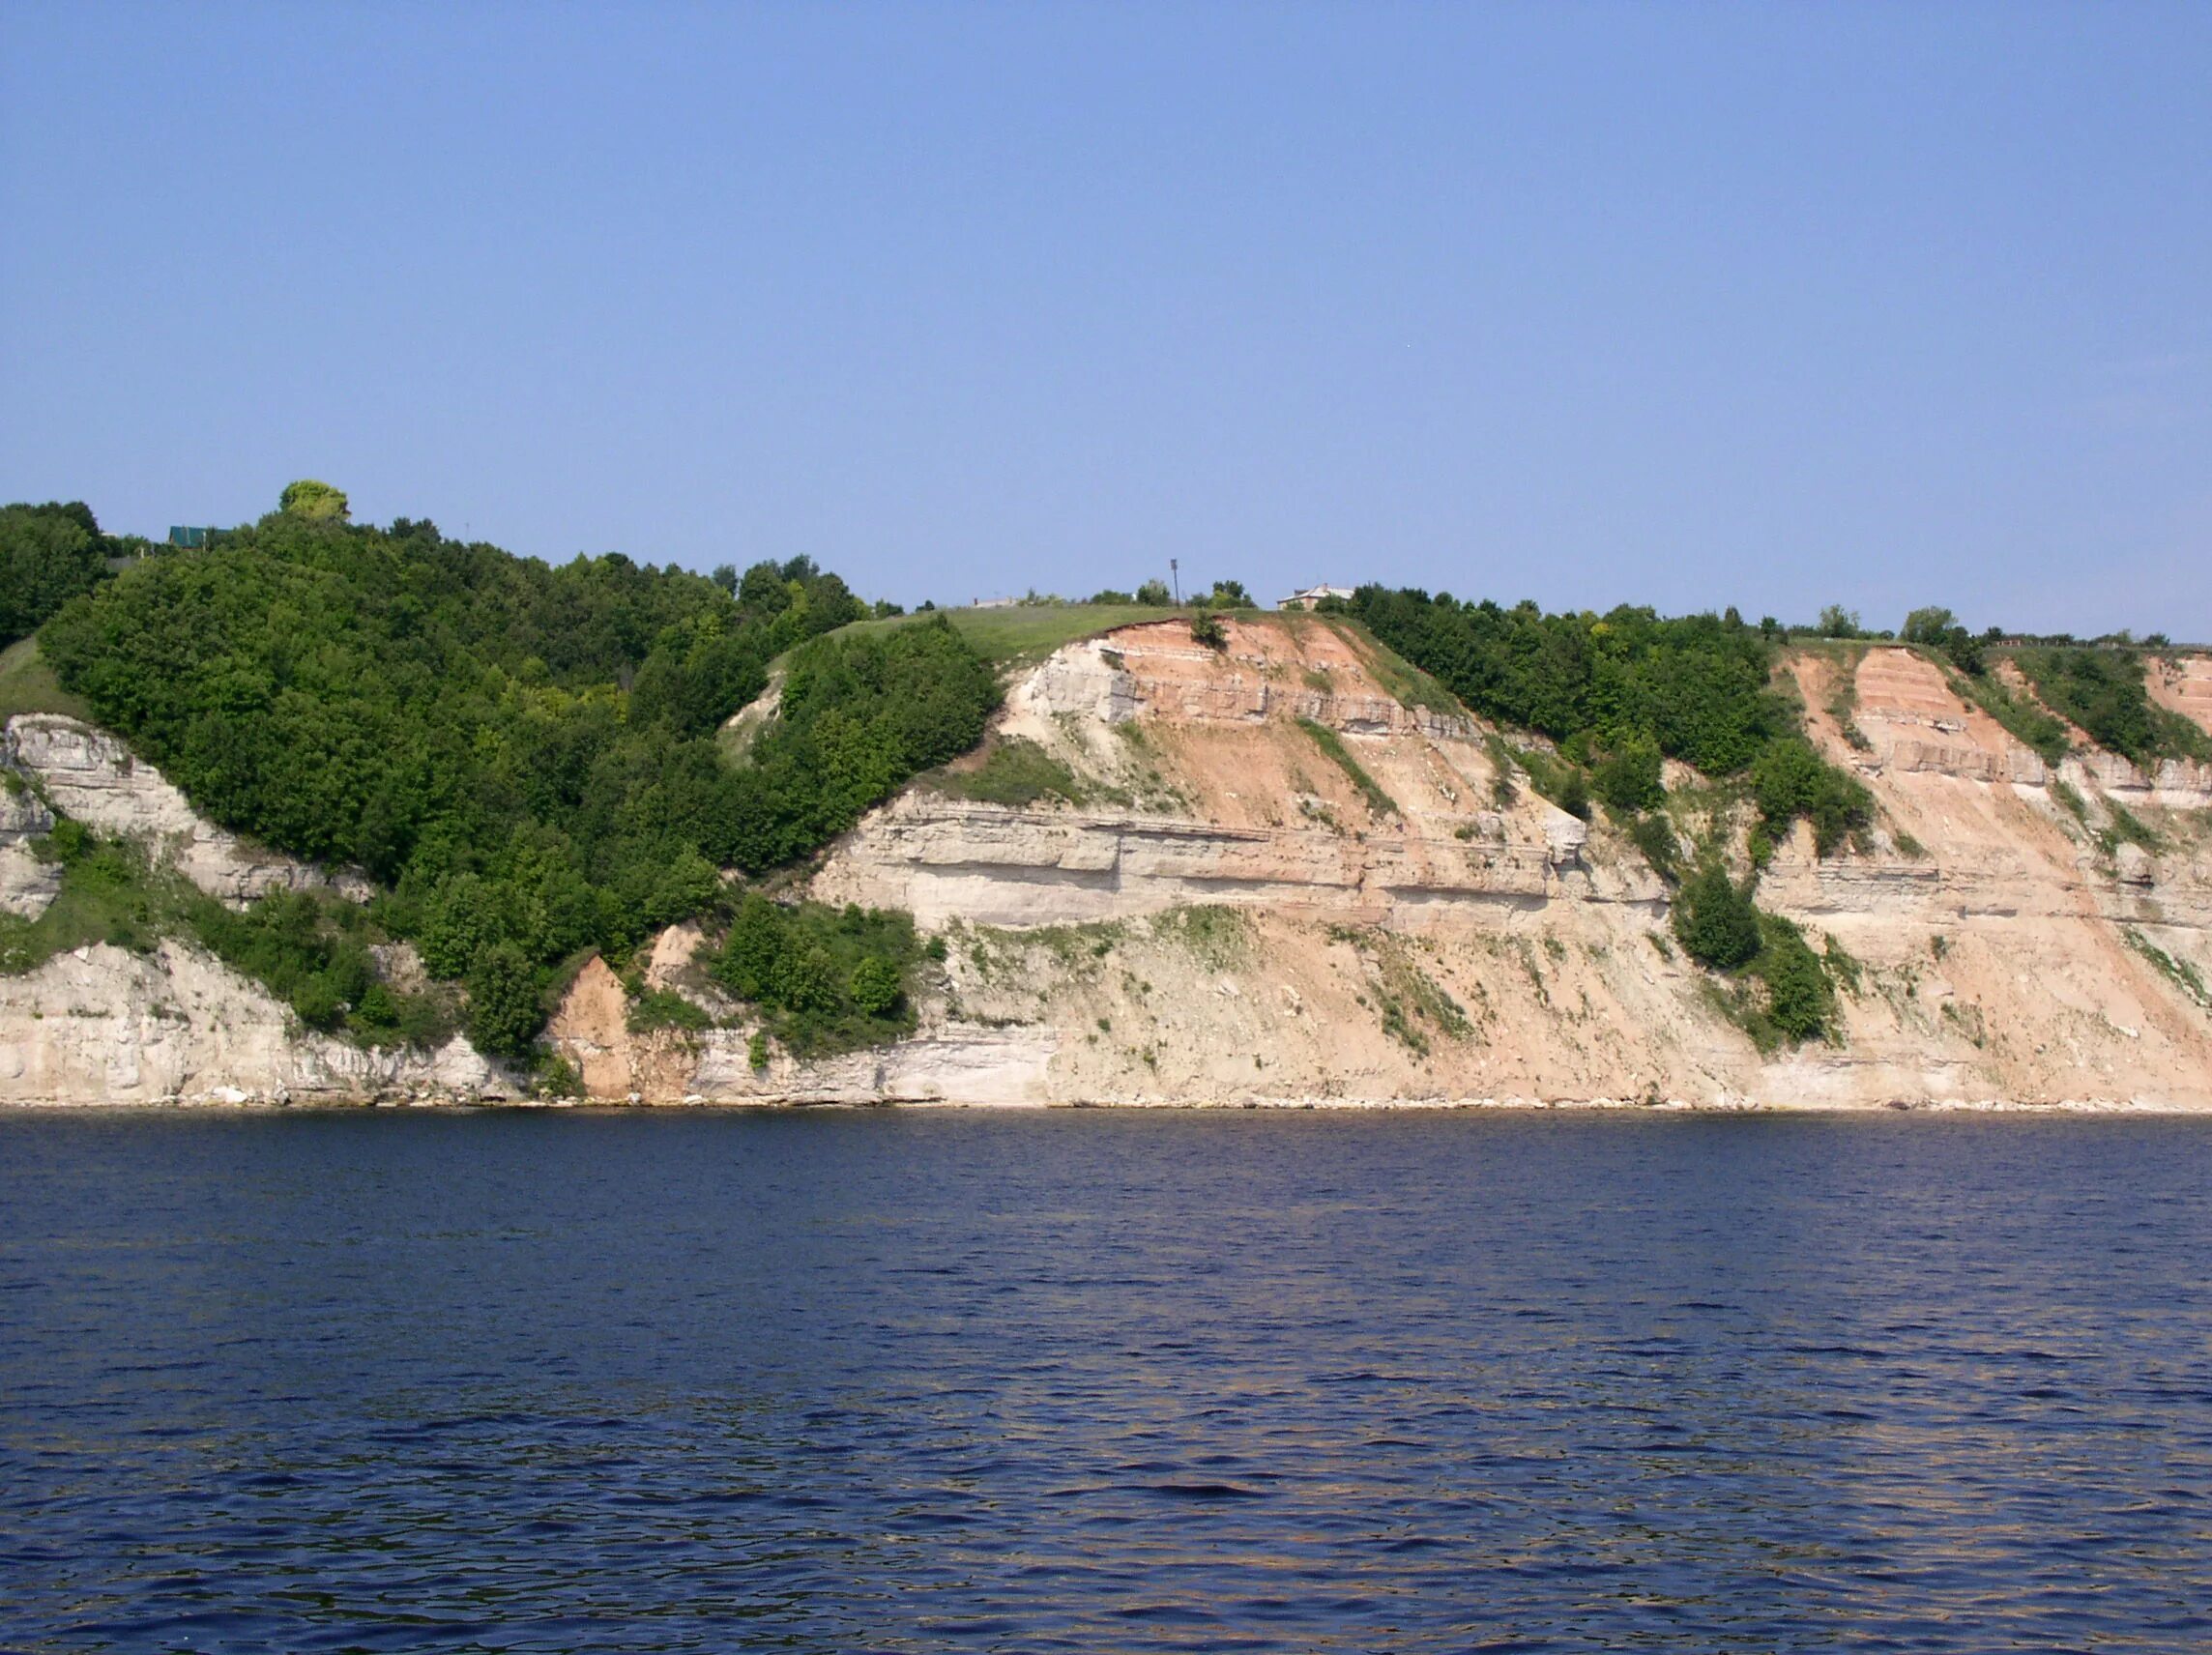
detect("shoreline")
(8, 1093), (2212, 1116)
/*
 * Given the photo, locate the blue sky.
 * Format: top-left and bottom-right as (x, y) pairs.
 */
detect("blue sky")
(4, 3), (2207, 634)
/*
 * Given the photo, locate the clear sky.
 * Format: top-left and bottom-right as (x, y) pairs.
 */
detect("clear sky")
(4, 3), (2208, 635)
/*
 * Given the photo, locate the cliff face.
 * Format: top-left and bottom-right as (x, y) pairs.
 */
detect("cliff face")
(9, 624), (2212, 1109)
(1, 713), (507, 1106)
(548, 621), (2212, 1109)
(3, 715), (375, 909)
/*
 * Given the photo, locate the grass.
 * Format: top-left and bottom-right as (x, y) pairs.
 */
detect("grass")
(1150, 904), (1250, 968)
(1335, 928), (1472, 1056)
(2124, 928), (2211, 1012)
(1949, 667), (2071, 768)
(796, 603), (1179, 671)
(1308, 616), (1464, 718)
(1295, 717), (1399, 819)
(2099, 798), (2161, 856)
(0, 638), (92, 722)
(1822, 644), (1872, 751)
(626, 985), (714, 1033)
(0, 833), (192, 975)
(925, 736), (1097, 808)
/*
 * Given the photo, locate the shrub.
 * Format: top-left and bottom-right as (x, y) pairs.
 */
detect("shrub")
(1757, 917), (1835, 1042)
(1627, 810), (1680, 880)
(1751, 737), (1871, 856)
(1593, 738), (1663, 813)
(707, 895), (921, 1055)
(1555, 766), (1590, 821)
(464, 942), (545, 1060)
(849, 955), (903, 1016)
(1296, 717), (1398, 818)
(1673, 864), (1761, 971)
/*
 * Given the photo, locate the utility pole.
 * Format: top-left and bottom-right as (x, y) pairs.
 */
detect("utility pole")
(1170, 559), (1180, 605)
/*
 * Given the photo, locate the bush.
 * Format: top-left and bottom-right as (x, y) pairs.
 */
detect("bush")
(1751, 737), (1871, 856)
(1626, 810), (1680, 880)
(1673, 864), (1761, 971)
(707, 895), (921, 1055)
(1593, 738), (1663, 813)
(464, 942), (545, 1060)
(1189, 610), (1227, 649)
(1757, 916), (1835, 1042)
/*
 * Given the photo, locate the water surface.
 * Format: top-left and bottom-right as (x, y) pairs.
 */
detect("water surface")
(3, 1109), (2209, 1650)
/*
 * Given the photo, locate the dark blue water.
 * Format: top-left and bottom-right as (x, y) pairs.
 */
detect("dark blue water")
(3, 1111), (2210, 1652)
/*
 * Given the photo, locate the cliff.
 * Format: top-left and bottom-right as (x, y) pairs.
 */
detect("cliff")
(1, 713), (507, 1105)
(7, 618), (2212, 1109)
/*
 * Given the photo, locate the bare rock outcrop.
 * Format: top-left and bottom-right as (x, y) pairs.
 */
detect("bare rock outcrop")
(0, 937), (507, 1106)
(3, 714), (375, 908)
(0, 780), (61, 919)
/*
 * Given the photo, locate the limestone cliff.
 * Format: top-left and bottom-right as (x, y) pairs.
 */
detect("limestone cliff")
(536, 619), (2212, 1109)
(9, 623), (2212, 1109)
(1, 712), (509, 1106)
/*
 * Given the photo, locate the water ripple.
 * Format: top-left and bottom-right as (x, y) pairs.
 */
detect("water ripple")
(3, 1109), (2210, 1651)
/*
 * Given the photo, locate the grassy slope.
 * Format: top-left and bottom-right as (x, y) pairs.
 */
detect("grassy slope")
(0, 638), (93, 722)
(809, 602), (1181, 668)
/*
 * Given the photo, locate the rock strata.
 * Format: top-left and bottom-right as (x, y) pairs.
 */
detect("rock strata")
(3, 714), (375, 908)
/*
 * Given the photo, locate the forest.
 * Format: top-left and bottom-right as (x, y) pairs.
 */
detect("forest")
(28, 493), (999, 1056)
(1346, 586), (1872, 854)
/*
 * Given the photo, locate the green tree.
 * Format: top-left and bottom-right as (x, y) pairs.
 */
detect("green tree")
(0, 502), (110, 645)
(464, 942), (544, 1059)
(1674, 864), (1761, 970)
(1758, 920), (1835, 1041)
(1135, 578), (1172, 605)
(849, 954), (903, 1016)
(1901, 606), (1957, 644)
(36, 506), (924, 1053)
(1751, 737), (1871, 855)
(278, 479), (350, 521)
(1592, 738), (1663, 813)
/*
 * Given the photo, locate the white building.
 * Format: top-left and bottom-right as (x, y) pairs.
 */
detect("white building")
(1277, 584), (1355, 611)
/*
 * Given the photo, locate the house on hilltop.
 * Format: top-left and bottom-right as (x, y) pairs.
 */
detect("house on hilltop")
(1277, 584), (1355, 611)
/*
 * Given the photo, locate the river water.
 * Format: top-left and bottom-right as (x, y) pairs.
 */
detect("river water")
(3, 1109), (2209, 1651)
